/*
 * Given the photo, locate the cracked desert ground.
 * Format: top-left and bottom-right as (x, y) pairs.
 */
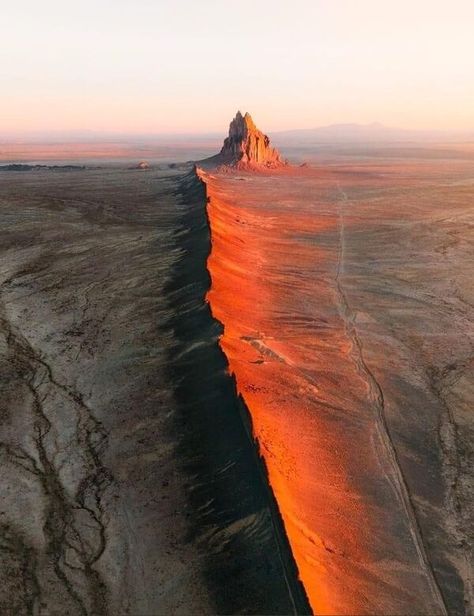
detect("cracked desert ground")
(0, 144), (473, 615)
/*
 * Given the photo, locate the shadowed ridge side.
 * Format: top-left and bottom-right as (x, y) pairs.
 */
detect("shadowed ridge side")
(202, 111), (287, 169)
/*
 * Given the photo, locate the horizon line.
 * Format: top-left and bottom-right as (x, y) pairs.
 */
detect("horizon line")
(2, 122), (474, 143)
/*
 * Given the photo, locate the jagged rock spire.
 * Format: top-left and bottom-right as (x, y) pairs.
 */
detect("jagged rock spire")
(219, 111), (285, 168)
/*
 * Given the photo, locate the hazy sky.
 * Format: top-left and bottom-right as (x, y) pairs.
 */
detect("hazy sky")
(2, 0), (473, 134)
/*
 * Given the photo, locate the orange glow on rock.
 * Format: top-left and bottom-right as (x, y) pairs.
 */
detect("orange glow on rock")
(198, 165), (448, 615)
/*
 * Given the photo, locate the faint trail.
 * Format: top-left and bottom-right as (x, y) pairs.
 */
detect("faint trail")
(334, 184), (448, 615)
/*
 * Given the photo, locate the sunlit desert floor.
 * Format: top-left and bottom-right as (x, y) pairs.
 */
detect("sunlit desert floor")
(201, 155), (474, 615)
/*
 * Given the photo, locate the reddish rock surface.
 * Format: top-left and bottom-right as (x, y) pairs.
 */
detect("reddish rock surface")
(218, 111), (285, 169)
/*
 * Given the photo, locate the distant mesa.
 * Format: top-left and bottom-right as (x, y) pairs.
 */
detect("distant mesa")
(214, 111), (286, 169)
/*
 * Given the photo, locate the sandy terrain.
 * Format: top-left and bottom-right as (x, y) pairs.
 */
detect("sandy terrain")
(0, 166), (301, 615)
(200, 154), (474, 615)
(0, 142), (218, 166)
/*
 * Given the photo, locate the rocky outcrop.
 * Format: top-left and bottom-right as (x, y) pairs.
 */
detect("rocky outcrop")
(218, 111), (286, 168)
(135, 161), (150, 170)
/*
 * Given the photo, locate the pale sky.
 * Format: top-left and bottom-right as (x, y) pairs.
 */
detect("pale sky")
(1, 0), (473, 134)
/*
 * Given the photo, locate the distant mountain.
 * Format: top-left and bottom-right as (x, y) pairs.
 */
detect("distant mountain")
(272, 123), (474, 144)
(2, 123), (473, 148)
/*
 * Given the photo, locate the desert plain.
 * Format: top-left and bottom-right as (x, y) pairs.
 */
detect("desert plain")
(0, 138), (472, 615)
